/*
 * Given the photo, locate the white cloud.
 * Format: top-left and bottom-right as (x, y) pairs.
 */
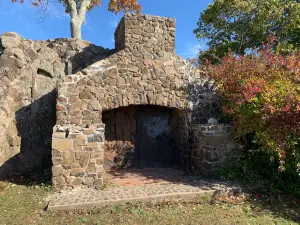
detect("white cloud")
(0, 1), (68, 21)
(42, 3), (69, 20)
(180, 42), (207, 58)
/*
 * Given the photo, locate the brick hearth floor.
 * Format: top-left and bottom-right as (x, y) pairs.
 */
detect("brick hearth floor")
(47, 169), (237, 211)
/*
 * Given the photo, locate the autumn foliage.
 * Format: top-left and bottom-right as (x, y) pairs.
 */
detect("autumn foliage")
(12, 0), (141, 13)
(205, 38), (300, 174)
(109, 0), (141, 14)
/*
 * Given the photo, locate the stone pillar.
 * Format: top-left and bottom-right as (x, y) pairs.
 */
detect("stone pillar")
(189, 124), (239, 176)
(52, 124), (105, 190)
(173, 111), (192, 170)
(114, 14), (176, 53)
(51, 74), (106, 191)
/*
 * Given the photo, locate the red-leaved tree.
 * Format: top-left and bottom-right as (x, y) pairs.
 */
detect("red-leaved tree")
(205, 38), (300, 173)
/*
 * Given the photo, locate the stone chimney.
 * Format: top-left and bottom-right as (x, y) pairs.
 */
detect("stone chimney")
(114, 14), (176, 54)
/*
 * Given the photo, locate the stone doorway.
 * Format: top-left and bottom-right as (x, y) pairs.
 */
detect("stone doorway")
(102, 105), (181, 171)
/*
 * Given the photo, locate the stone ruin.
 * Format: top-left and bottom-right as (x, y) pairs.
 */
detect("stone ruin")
(0, 31), (111, 178)
(0, 14), (239, 191)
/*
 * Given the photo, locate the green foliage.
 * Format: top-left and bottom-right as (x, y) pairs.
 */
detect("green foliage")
(195, 0), (300, 64)
(77, 217), (88, 224)
(220, 144), (300, 198)
(128, 205), (144, 215)
(207, 42), (300, 197)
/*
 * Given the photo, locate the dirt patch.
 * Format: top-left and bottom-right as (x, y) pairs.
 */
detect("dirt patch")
(104, 168), (193, 187)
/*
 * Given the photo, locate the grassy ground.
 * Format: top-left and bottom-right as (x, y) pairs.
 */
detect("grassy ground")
(0, 181), (299, 225)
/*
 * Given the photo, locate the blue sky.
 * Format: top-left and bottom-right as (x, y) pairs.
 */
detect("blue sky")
(0, 0), (211, 58)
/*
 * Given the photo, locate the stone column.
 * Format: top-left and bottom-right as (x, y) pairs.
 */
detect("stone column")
(189, 124), (239, 176)
(52, 124), (105, 190)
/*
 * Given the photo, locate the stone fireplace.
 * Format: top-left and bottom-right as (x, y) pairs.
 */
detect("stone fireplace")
(102, 105), (182, 170)
(51, 14), (239, 190)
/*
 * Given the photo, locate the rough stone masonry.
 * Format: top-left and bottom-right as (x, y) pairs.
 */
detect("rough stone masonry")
(0, 32), (111, 177)
(51, 14), (239, 190)
(0, 14), (239, 190)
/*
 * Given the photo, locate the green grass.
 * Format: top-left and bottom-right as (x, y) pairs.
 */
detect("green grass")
(0, 182), (299, 225)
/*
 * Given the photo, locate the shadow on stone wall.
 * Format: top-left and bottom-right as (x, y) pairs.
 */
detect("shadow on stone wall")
(184, 79), (221, 123)
(0, 41), (113, 185)
(66, 44), (113, 74)
(0, 89), (57, 185)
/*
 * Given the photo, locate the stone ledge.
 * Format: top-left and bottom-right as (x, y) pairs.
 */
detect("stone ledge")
(47, 180), (236, 211)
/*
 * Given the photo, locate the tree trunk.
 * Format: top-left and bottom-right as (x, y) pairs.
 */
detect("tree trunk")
(67, 0), (91, 40)
(70, 19), (82, 39)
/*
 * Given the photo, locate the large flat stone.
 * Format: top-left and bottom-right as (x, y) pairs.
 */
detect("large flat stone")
(52, 139), (73, 151)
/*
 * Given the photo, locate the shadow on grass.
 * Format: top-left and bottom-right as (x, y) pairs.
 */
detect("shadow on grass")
(244, 190), (300, 223)
(2, 168), (52, 187)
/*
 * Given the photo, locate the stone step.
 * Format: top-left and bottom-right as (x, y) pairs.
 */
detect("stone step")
(47, 180), (233, 211)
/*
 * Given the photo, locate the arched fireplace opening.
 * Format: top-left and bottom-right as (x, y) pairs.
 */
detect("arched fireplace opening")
(102, 105), (182, 171)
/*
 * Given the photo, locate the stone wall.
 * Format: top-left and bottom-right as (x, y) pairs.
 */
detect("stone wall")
(0, 32), (110, 177)
(189, 124), (239, 176)
(174, 111), (193, 170)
